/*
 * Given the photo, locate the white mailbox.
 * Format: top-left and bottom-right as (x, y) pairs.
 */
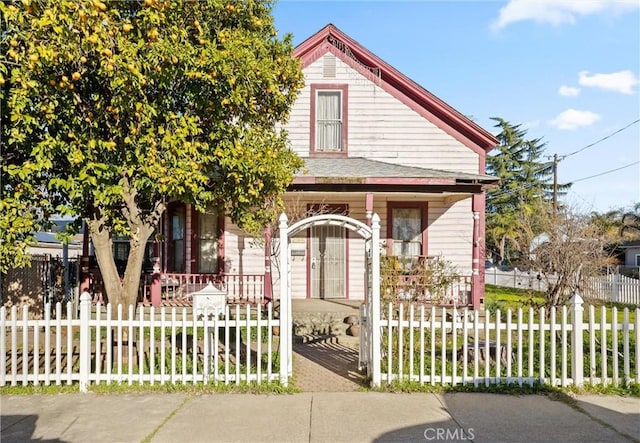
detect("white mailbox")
(191, 282), (227, 317)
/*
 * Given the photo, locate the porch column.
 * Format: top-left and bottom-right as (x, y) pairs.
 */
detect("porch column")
(185, 204), (192, 274)
(365, 192), (374, 227)
(471, 194), (483, 309)
(263, 228), (272, 303)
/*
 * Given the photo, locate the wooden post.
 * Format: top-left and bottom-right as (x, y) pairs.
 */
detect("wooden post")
(371, 213), (381, 387)
(278, 213), (290, 386)
(151, 257), (161, 307)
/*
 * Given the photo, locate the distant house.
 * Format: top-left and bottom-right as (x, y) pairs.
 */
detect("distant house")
(620, 240), (640, 268)
(30, 231), (82, 258)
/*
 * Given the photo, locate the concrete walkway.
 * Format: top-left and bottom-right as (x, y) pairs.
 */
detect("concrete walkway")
(1, 392), (638, 442)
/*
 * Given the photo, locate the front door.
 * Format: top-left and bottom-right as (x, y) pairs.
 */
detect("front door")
(310, 225), (346, 299)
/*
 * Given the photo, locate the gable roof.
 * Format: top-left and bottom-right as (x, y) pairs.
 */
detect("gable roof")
(293, 24), (498, 156)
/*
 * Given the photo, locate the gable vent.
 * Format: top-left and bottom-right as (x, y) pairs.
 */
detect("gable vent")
(323, 54), (336, 78)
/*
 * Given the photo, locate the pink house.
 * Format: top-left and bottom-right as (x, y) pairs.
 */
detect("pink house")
(135, 25), (498, 308)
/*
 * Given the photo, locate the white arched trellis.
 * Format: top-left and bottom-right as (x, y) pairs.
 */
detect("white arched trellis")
(278, 212), (382, 386)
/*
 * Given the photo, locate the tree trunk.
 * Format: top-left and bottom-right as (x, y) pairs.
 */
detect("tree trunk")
(122, 224), (154, 305)
(89, 224), (127, 311)
(88, 220), (155, 316)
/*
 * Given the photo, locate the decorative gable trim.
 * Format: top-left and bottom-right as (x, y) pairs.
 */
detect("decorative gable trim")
(294, 24), (498, 164)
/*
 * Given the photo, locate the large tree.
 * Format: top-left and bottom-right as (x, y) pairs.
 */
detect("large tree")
(485, 118), (569, 264)
(0, 0), (304, 309)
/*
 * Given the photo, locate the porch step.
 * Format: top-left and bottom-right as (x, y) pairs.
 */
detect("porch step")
(292, 299), (362, 347)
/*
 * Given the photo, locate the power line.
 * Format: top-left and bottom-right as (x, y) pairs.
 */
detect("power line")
(562, 119), (639, 159)
(488, 119), (639, 201)
(569, 160), (640, 183)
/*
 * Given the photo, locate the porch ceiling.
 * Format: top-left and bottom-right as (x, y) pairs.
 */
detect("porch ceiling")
(290, 157), (499, 193)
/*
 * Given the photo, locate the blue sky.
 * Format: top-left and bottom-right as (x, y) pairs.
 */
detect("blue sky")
(273, 0), (640, 214)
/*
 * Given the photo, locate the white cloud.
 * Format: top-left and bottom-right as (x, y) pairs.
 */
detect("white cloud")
(549, 109), (601, 130)
(558, 85), (581, 97)
(491, 0), (640, 30)
(578, 70), (639, 94)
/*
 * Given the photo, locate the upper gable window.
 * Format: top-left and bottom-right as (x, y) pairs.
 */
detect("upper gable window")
(310, 84), (348, 156)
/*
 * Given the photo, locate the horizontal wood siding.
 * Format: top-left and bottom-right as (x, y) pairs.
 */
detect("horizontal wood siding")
(426, 199), (473, 274)
(223, 220), (265, 276)
(288, 54), (480, 174)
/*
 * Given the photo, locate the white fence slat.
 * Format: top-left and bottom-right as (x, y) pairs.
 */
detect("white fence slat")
(561, 307), (568, 387)
(506, 309), (513, 383)
(11, 306), (17, 386)
(589, 306), (596, 385)
(150, 307), (156, 385)
(528, 309), (534, 382)
(636, 308), (640, 384)
(1, 308), (6, 385)
(483, 311), (490, 387)
(55, 304), (62, 386)
(473, 308), (479, 387)
(517, 309), (523, 386)
(419, 305), (425, 384)
(441, 307), (446, 385)
(398, 304), (404, 379)
(430, 306), (436, 386)
(22, 305), (28, 386)
(550, 307), (556, 386)
(537, 308), (544, 384)
(451, 307), (457, 386)
(624, 308), (630, 386)
(600, 306), (607, 386)
(234, 304), (240, 384)
(612, 308), (619, 386)
(462, 308), (469, 385)
(44, 307), (51, 386)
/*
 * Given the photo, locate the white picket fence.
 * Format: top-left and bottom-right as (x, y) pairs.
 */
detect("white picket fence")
(584, 274), (640, 305)
(380, 296), (639, 388)
(1, 295), (283, 390)
(485, 268), (640, 306)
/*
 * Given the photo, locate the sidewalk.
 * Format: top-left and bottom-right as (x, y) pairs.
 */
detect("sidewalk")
(1, 392), (638, 442)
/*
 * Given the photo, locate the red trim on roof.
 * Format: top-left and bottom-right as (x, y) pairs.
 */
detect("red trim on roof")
(293, 24), (498, 161)
(292, 176), (456, 186)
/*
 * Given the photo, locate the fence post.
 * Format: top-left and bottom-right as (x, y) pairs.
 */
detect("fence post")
(79, 291), (92, 392)
(570, 293), (584, 387)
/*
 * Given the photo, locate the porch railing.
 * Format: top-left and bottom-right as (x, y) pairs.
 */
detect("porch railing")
(388, 275), (473, 306)
(141, 273), (265, 305)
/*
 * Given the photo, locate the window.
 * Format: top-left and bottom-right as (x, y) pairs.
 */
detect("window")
(198, 209), (219, 273)
(387, 202), (428, 270)
(171, 208), (185, 272)
(310, 84), (348, 155)
(635, 254), (640, 267)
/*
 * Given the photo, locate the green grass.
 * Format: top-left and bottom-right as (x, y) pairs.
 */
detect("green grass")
(0, 380), (299, 395)
(484, 284), (637, 324)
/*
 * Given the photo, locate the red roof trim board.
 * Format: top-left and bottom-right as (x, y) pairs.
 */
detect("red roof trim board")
(292, 176), (456, 186)
(293, 24), (498, 161)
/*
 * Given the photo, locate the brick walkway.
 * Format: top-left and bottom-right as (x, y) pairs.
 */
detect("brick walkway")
(292, 338), (366, 392)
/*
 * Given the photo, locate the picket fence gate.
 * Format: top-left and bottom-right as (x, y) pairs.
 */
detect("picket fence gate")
(1, 294), (283, 391)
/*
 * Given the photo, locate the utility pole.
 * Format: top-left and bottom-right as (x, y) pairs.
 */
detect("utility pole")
(552, 153), (558, 215)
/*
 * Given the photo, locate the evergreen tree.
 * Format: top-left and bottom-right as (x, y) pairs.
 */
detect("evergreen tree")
(485, 118), (570, 264)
